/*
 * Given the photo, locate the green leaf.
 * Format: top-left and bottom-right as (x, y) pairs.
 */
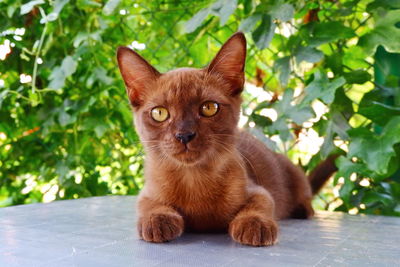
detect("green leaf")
(7, 5), (17, 17)
(239, 14), (261, 32)
(20, 0), (45, 15)
(275, 89), (315, 124)
(294, 46), (323, 63)
(40, 0), (69, 23)
(94, 124), (109, 138)
(331, 111), (350, 140)
(0, 89), (9, 109)
(342, 46), (369, 69)
(185, 7), (210, 33)
(49, 56), (77, 89)
(274, 88), (294, 112)
(303, 70), (346, 105)
(359, 90), (400, 125)
(269, 89), (314, 139)
(58, 110), (72, 126)
(28, 91), (39, 107)
(339, 176), (355, 204)
(363, 192), (393, 206)
(48, 69), (64, 90)
(274, 56), (290, 86)
(62, 56), (77, 76)
(248, 127), (278, 151)
(87, 67), (114, 87)
(251, 114), (272, 127)
(270, 3), (294, 21)
(308, 21), (355, 47)
(252, 14), (275, 50)
(331, 88), (353, 117)
(290, 107), (314, 125)
(348, 116), (400, 175)
(335, 156), (367, 181)
(53, 0), (70, 14)
(75, 0), (99, 8)
(359, 102), (400, 125)
(216, 0), (238, 25)
(243, 0), (254, 15)
(343, 69), (371, 84)
(374, 46), (400, 88)
(270, 117), (291, 141)
(326, 54), (343, 75)
(320, 121), (334, 158)
(103, 0), (121, 15)
(367, 0), (400, 12)
(358, 10), (400, 55)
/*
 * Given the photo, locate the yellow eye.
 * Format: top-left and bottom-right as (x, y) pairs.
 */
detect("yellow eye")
(200, 101), (219, 117)
(151, 107), (169, 122)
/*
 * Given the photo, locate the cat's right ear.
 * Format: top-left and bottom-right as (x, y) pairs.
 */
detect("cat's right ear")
(207, 32), (246, 96)
(117, 47), (160, 106)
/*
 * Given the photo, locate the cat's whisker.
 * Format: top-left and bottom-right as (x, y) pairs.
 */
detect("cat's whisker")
(155, 148), (171, 166)
(141, 140), (162, 144)
(208, 133), (237, 141)
(216, 139), (256, 175)
(210, 139), (247, 171)
(236, 150), (257, 179)
(208, 133), (236, 136)
(145, 145), (164, 151)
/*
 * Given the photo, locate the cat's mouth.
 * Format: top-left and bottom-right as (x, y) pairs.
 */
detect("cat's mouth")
(175, 147), (198, 156)
(182, 145), (194, 153)
(172, 145), (202, 164)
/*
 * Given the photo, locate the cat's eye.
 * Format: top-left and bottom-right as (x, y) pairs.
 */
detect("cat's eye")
(151, 107), (169, 122)
(200, 101), (219, 117)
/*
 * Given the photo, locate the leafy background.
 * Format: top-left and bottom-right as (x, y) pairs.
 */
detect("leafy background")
(1, 0), (399, 216)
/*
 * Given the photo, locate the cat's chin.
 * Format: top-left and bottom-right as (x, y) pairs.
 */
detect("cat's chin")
(171, 150), (203, 166)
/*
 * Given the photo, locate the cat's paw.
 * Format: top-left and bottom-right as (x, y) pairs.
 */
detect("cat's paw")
(229, 215), (278, 246)
(138, 212), (184, 243)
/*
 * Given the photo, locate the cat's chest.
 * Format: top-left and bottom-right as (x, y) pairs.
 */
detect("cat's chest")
(167, 169), (225, 207)
(160, 169), (246, 231)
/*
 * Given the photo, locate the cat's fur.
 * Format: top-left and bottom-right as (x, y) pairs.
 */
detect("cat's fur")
(117, 32), (335, 246)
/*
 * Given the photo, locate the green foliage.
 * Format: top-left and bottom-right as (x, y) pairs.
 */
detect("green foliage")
(1, 0), (400, 216)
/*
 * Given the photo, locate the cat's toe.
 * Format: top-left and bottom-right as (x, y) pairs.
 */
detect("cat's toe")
(138, 213), (184, 243)
(229, 215), (278, 246)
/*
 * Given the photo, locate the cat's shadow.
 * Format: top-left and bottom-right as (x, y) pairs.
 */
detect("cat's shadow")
(172, 232), (234, 246)
(138, 232), (255, 251)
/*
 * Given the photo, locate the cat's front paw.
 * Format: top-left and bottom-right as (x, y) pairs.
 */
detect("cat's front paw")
(138, 212), (184, 243)
(229, 215), (278, 246)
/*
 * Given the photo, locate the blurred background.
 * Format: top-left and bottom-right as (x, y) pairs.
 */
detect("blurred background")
(0, 0), (399, 216)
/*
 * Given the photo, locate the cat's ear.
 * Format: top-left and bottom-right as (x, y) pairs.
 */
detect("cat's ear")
(117, 47), (160, 106)
(207, 32), (246, 95)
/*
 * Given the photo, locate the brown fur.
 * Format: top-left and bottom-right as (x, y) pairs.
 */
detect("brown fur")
(117, 32), (333, 247)
(308, 154), (339, 195)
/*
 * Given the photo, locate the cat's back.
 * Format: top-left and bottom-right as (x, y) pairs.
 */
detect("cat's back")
(236, 130), (287, 186)
(236, 130), (311, 219)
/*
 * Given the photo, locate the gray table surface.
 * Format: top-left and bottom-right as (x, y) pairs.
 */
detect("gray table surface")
(0, 196), (399, 267)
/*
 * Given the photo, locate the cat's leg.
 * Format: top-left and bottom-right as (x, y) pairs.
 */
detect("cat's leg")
(137, 195), (184, 243)
(229, 185), (278, 246)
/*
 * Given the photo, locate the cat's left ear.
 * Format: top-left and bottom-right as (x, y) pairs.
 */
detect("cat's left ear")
(207, 32), (246, 95)
(117, 47), (160, 107)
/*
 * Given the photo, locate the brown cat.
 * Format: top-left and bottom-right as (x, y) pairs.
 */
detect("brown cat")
(116, 32), (336, 246)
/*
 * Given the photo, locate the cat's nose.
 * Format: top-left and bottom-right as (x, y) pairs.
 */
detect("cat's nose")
(175, 132), (196, 144)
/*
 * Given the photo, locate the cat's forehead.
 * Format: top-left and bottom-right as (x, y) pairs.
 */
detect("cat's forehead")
(160, 67), (205, 88)
(148, 68), (227, 105)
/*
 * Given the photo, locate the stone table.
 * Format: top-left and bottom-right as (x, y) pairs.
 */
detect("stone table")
(0, 196), (399, 266)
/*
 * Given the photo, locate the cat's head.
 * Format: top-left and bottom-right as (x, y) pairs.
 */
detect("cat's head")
(117, 32), (246, 165)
